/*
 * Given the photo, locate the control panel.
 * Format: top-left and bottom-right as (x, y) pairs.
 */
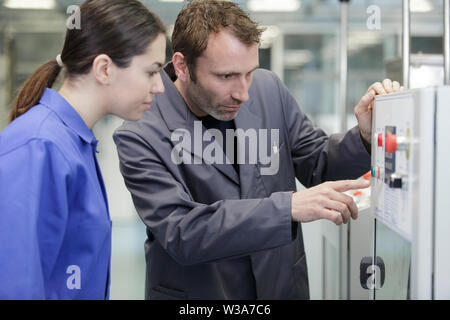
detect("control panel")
(370, 93), (417, 240)
(370, 87), (438, 299)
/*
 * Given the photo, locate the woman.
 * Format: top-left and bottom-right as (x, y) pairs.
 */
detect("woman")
(0, 0), (166, 299)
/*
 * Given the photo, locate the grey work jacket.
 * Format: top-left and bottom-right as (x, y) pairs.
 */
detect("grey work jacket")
(113, 66), (370, 300)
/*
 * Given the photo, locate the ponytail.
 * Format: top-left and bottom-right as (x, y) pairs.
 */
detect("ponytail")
(9, 60), (62, 123)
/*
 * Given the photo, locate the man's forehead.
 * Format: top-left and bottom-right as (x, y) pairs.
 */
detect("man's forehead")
(197, 53), (259, 75)
(205, 29), (257, 52)
(197, 30), (259, 72)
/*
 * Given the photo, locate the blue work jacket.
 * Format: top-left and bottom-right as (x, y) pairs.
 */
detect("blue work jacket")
(0, 88), (111, 299)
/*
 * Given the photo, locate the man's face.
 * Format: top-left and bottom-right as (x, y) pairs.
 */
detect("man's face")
(184, 30), (259, 121)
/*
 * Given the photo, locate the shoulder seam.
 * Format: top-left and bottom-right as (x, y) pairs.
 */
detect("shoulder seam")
(0, 137), (74, 176)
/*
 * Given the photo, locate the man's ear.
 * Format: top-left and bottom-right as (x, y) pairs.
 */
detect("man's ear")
(172, 52), (189, 82)
(92, 54), (115, 85)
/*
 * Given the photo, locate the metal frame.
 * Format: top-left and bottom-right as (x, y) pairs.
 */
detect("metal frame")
(402, 0), (410, 89)
(444, 0), (449, 85)
(411, 88), (435, 299)
(338, 0), (350, 300)
(433, 86), (450, 299)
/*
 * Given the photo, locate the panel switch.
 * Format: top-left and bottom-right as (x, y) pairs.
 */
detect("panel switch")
(387, 173), (403, 188)
(386, 132), (408, 155)
(377, 133), (383, 147)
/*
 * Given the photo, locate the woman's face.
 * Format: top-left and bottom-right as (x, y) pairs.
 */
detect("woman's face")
(108, 33), (166, 121)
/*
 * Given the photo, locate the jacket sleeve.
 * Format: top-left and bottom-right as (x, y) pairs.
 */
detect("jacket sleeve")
(274, 74), (371, 187)
(114, 129), (294, 266)
(0, 139), (71, 299)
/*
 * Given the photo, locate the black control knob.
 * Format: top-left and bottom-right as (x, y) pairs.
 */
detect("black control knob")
(387, 173), (403, 188)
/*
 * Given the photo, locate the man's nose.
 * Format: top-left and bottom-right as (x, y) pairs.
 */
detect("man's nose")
(231, 76), (251, 103)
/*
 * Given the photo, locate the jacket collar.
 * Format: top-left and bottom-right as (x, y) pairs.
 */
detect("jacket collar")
(157, 65), (198, 132)
(156, 64), (263, 189)
(39, 88), (96, 145)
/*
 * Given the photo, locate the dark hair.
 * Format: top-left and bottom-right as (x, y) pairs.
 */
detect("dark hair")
(9, 0), (165, 122)
(172, 0), (264, 81)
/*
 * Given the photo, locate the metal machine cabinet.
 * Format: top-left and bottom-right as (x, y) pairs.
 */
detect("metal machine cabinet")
(349, 52), (446, 303)
(366, 86), (450, 300)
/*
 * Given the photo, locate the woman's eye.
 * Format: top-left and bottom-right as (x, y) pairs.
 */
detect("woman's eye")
(148, 70), (160, 77)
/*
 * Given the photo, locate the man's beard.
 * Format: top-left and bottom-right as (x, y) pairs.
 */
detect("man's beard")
(185, 78), (240, 121)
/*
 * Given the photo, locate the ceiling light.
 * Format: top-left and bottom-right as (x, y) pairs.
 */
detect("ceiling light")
(410, 0), (433, 13)
(248, 0), (300, 12)
(260, 25), (280, 48)
(3, 0), (56, 10)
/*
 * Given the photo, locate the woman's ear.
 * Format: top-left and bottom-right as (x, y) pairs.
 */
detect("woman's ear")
(172, 52), (189, 82)
(92, 54), (115, 85)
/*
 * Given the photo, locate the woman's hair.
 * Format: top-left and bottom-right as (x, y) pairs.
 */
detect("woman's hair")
(9, 0), (165, 122)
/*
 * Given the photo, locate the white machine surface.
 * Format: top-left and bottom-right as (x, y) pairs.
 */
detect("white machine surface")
(369, 86), (450, 299)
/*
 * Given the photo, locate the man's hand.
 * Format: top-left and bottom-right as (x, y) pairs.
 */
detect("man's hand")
(291, 179), (370, 225)
(355, 79), (404, 145)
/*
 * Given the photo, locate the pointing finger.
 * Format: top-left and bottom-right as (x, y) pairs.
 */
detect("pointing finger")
(327, 179), (370, 193)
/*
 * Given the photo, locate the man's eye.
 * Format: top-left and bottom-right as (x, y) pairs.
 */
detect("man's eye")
(148, 71), (160, 77)
(221, 74), (232, 80)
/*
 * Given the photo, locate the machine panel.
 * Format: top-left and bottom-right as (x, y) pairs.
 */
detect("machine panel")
(371, 93), (417, 240)
(370, 88), (437, 299)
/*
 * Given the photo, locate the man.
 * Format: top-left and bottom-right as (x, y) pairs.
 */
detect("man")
(114, 0), (400, 299)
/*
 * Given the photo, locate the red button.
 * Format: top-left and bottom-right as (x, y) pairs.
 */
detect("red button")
(386, 132), (397, 154)
(378, 133), (383, 147)
(363, 171), (371, 180)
